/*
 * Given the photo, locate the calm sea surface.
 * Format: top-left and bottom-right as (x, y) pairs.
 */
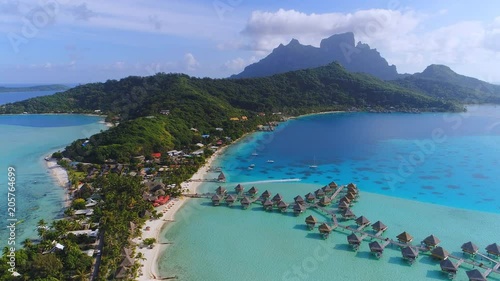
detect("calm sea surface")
(0, 114), (107, 246)
(159, 105), (500, 281)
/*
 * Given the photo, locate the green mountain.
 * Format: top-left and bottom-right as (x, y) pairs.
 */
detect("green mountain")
(0, 84), (69, 93)
(393, 65), (500, 103)
(0, 63), (461, 163)
(231, 32), (400, 80)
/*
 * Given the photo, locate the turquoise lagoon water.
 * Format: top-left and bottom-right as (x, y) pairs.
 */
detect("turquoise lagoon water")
(0, 114), (107, 246)
(159, 105), (500, 281)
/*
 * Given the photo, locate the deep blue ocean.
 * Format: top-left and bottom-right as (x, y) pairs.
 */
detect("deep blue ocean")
(217, 105), (500, 213)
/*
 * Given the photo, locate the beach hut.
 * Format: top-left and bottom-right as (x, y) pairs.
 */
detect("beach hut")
(319, 196), (331, 206)
(461, 241), (479, 256)
(248, 186), (259, 197)
(347, 233), (362, 251)
(355, 216), (370, 227)
(486, 243), (500, 257)
(338, 201), (350, 210)
(305, 215), (318, 230)
(318, 223), (332, 239)
(272, 193), (283, 204)
(305, 193), (316, 203)
(215, 186), (227, 196)
(401, 247), (419, 264)
(422, 235), (441, 249)
(119, 255), (135, 267)
(466, 269), (487, 281)
(277, 201), (289, 213)
(293, 203), (306, 216)
(294, 195), (305, 205)
(440, 259), (458, 279)
(431, 246), (450, 260)
(371, 221), (388, 233)
(322, 185), (333, 194)
(225, 194), (236, 206)
(211, 194), (221, 206)
(341, 208), (356, 220)
(315, 189), (325, 198)
(369, 241), (385, 258)
(234, 184), (244, 194)
(397, 232), (414, 244)
(261, 190), (272, 200)
(328, 181), (338, 188)
(263, 199), (274, 211)
(217, 172), (226, 182)
(240, 197), (251, 209)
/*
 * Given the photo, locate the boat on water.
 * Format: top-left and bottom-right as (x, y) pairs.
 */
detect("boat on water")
(251, 152), (258, 156)
(44, 157), (50, 161)
(267, 160), (274, 163)
(249, 164), (255, 168)
(309, 164), (318, 169)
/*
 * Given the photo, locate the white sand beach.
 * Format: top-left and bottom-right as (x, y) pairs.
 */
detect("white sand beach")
(136, 148), (225, 281)
(45, 158), (72, 207)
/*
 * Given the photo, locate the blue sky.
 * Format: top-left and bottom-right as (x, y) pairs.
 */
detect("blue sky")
(1, 0), (500, 83)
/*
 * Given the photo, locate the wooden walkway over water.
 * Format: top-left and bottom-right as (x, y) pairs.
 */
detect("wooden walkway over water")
(186, 182), (500, 279)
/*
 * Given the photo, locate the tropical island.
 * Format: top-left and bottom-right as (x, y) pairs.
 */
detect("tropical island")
(0, 84), (70, 93)
(0, 46), (499, 280)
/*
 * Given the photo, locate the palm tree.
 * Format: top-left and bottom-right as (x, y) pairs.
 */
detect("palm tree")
(37, 219), (48, 238)
(21, 238), (33, 249)
(72, 268), (89, 281)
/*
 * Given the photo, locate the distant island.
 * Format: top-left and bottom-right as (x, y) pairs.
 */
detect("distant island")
(0, 84), (69, 93)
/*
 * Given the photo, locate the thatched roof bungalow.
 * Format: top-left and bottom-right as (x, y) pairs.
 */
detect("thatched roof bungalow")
(293, 203), (306, 215)
(305, 192), (316, 203)
(371, 221), (388, 232)
(341, 208), (356, 220)
(248, 186), (259, 197)
(461, 241), (479, 256)
(217, 172), (226, 182)
(305, 215), (318, 229)
(294, 195), (305, 205)
(369, 241), (385, 258)
(431, 246), (450, 260)
(486, 243), (500, 257)
(240, 196), (251, 209)
(328, 181), (338, 188)
(318, 223), (332, 239)
(315, 189), (325, 198)
(319, 196), (331, 206)
(277, 201), (289, 212)
(322, 185), (333, 194)
(225, 194), (236, 206)
(401, 246), (419, 263)
(466, 269), (487, 281)
(272, 193), (283, 204)
(211, 194), (221, 206)
(355, 216), (370, 227)
(396, 231), (414, 243)
(347, 233), (362, 247)
(263, 199), (274, 211)
(440, 259), (458, 273)
(234, 184), (244, 194)
(338, 201), (350, 210)
(261, 190), (272, 199)
(422, 235), (441, 248)
(215, 186), (227, 195)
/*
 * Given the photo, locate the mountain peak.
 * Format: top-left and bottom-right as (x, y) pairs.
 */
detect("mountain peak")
(320, 32), (355, 50)
(288, 38), (300, 46)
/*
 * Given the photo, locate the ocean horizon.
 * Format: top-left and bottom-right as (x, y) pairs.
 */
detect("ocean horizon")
(159, 105), (500, 281)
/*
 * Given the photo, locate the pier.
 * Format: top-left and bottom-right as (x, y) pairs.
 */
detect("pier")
(188, 181), (499, 280)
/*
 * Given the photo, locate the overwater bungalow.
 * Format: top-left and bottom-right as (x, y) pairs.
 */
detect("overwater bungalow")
(328, 181), (338, 188)
(461, 241), (479, 256)
(305, 192), (316, 203)
(315, 189), (325, 198)
(318, 223), (332, 239)
(272, 193), (283, 204)
(431, 246), (450, 260)
(396, 231), (414, 244)
(261, 190), (272, 200)
(294, 195), (305, 205)
(319, 196), (331, 206)
(322, 185), (333, 194)
(371, 221), (388, 233)
(215, 186), (227, 196)
(369, 241), (385, 258)
(485, 243), (500, 257)
(263, 199), (273, 211)
(248, 186), (259, 197)
(240, 197), (251, 209)
(277, 201), (289, 212)
(217, 172), (226, 182)
(355, 216), (370, 227)
(234, 184), (244, 194)
(345, 192), (356, 201)
(422, 234), (441, 249)
(339, 197), (351, 205)
(401, 246), (419, 264)
(347, 233), (362, 251)
(225, 194), (236, 206)
(347, 183), (357, 189)
(341, 208), (356, 220)
(466, 269), (487, 281)
(211, 194), (221, 206)
(293, 203), (306, 216)
(305, 215), (318, 230)
(338, 201), (350, 210)
(440, 259), (458, 279)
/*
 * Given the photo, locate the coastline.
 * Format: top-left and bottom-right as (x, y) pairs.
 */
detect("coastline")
(136, 145), (229, 281)
(45, 156), (72, 208)
(292, 110), (345, 119)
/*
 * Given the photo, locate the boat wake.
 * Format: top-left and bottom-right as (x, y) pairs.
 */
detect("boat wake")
(239, 178), (301, 185)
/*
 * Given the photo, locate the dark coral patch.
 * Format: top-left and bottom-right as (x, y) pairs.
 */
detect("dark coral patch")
(422, 186), (434, 190)
(447, 185), (460, 190)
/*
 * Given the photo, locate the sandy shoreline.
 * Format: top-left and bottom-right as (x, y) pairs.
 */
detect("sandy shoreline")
(45, 157), (72, 207)
(136, 147), (227, 281)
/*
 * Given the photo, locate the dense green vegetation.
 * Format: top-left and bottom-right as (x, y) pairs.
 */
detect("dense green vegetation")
(0, 84), (69, 93)
(392, 64), (500, 103)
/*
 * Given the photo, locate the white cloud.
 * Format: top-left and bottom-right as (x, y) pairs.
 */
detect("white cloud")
(183, 53), (199, 71)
